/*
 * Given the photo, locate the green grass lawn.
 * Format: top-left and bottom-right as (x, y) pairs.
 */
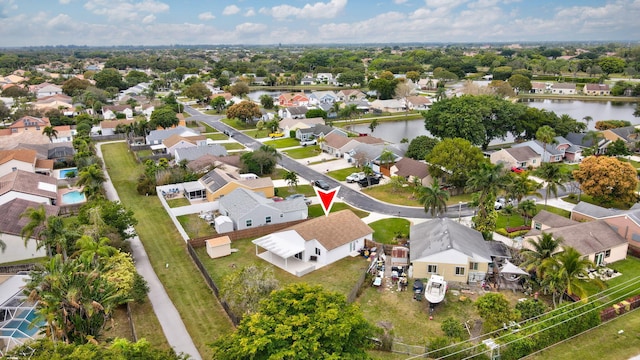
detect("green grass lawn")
(166, 197), (190, 208)
(205, 133), (228, 141)
(282, 145), (322, 159)
(308, 202), (369, 218)
(194, 238), (369, 297)
(221, 142), (246, 150)
(363, 183), (475, 207)
(200, 122), (217, 133)
(102, 143), (233, 359)
(177, 214), (217, 239)
(242, 129), (269, 138)
(222, 118), (255, 130)
(582, 256), (640, 299)
(562, 193), (634, 210)
(368, 218), (410, 244)
(536, 204), (571, 218)
(276, 184), (315, 197)
(136, 149), (152, 157)
(326, 167), (361, 181)
(263, 137), (300, 148)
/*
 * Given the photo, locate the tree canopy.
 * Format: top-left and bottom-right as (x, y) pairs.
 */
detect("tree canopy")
(405, 135), (439, 160)
(150, 105), (179, 129)
(226, 101), (261, 123)
(426, 138), (486, 189)
(211, 283), (374, 360)
(573, 155), (639, 205)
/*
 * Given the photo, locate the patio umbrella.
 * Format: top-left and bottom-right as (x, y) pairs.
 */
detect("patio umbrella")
(500, 260), (529, 276)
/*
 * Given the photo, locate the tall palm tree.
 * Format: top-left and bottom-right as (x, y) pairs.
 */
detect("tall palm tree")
(284, 170), (299, 191)
(582, 116), (593, 130)
(521, 232), (563, 275)
(583, 130), (603, 156)
(42, 216), (78, 261)
(538, 162), (567, 208)
(541, 246), (595, 307)
(42, 126), (58, 143)
(76, 164), (107, 200)
(20, 205), (49, 256)
(466, 162), (507, 207)
(419, 179), (450, 217)
(505, 171), (542, 204)
(378, 149), (396, 173)
(517, 199), (538, 226)
(536, 125), (556, 163)
(74, 235), (116, 266)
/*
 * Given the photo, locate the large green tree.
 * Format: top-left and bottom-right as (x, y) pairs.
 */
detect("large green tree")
(425, 138), (485, 189)
(182, 82), (212, 103)
(573, 155), (639, 205)
(211, 283), (374, 359)
(474, 293), (518, 332)
(93, 68), (125, 90)
(423, 94), (526, 149)
(150, 105), (179, 129)
(405, 135), (439, 160)
(76, 163), (107, 200)
(418, 178), (450, 217)
(227, 101), (261, 124)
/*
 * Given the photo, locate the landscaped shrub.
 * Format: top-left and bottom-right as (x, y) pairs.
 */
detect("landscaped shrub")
(506, 225), (531, 233)
(441, 317), (467, 339)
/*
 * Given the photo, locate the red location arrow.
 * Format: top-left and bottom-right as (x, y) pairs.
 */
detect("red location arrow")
(313, 186), (340, 217)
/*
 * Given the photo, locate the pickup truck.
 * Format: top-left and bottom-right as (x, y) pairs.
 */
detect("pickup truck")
(345, 172), (365, 183)
(357, 176), (381, 187)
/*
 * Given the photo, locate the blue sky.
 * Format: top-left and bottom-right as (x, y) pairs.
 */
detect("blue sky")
(0, 0), (638, 47)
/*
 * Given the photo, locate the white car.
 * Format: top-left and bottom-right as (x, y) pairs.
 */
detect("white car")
(346, 172), (365, 183)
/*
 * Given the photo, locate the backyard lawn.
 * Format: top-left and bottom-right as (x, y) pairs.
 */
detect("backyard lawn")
(102, 143), (233, 359)
(327, 166), (361, 181)
(276, 184), (315, 197)
(166, 197), (190, 208)
(221, 142), (246, 151)
(308, 202), (369, 218)
(263, 137), (300, 148)
(205, 133), (228, 141)
(243, 129), (269, 138)
(177, 214), (217, 239)
(368, 218), (411, 244)
(282, 145), (322, 159)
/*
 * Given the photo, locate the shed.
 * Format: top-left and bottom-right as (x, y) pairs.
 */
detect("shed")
(214, 215), (234, 233)
(205, 235), (232, 259)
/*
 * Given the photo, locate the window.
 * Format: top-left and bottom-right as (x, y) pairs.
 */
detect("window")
(605, 249), (611, 258)
(427, 265), (438, 273)
(265, 216), (272, 224)
(534, 222), (542, 230)
(315, 248), (321, 256)
(469, 262), (479, 271)
(11, 167), (17, 172)
(455, 267), (465, 276)
(245, 219), (252, 227)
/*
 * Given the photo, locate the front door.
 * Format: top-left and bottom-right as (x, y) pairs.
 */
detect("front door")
(595, 252), (605, 266)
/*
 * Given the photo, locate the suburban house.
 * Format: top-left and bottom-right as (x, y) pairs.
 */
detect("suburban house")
(278, 92), (309, 107)
(417, 78), (437, 90)
(199, 167), (274, 201)
(584, 83), (611, 96)
(0, 198), (60, 263)
(571, 201), (640, 255)
(279, 106), (308, 119)
(29, 83), (63, 98)
(321, 132), (385, 158)
(565, 132), (607, 156)
(405, 96), (432, 110)
(602, 126), (640, 150)
(512, 137), (568, 163)
(525, 210), (628, 266)
(336, 89), (366, 102)
(490, 146), (541, 169)
(391, 157), (433, 186)
(174, 145), (228, 163)
(161, 134), (208, 157)
(34, 94), (74, 115)
(96, 119), (135, 136)
(308, 91), (337, 105)
(370, 99), (406, 113)
(146, 126), (200, 145)
(550, 83), (577, 95)
(0, 170), (58, 206)
(279, 117), (325, 137)
(0, 149), (38, 177)
(7, 116), (51, 135)
(251, 210), (373, 276)
(530, 82), (547, 94)
(139, 104), (155, 119)
(342, 100), (371, 113)
(218, 187), (308, 231)
(16, 143), (75, 167)
(187, 154), (241, 175)
(102, 105), (133, 120)
(295, 124), (334, 142)
(346, 143), (405, 173)
(410, 218), (498, 284)
(300, 77), (316, 85)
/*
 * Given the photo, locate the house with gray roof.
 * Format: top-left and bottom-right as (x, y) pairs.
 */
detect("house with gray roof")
(525, 210), (628, 266)
(279, 106), (309, 119)
(602, 126), (640, 151)
(218, 187), (307, 231)
(0, 198), (59, 263)
(174, 145), (227, 163)
(346, 143), (406, 172)
(295, 124), (335, 142)
(490, 146), (541, 169)
(512, 138), (566, 163)
(565, 132), (608, 156)
(410, 218), (502, 284)
(571, 201), (640, 255)
(308, 91), (337, 105)
(146, 126), (200, 145)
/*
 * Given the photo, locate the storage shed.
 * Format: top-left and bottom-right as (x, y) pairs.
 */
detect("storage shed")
(205, 235), (232, 259)
(214, 215), (234, 233)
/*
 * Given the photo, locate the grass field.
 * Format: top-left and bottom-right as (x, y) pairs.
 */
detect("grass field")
(221, 142), (246, 150)
(177, 214), (217, 239)
(276, 184), (315, 197)
(166, 197), (190, 208)
(282, 145), (322, 159)
(263, 137), (300, 148)
(199, 122), (217, 133)
(308, 202), (369, 218)
(327, 166), (361, 181)
(205, 133), (228, 141)
(102, 142), (233, 359)
(368, 218), (410, 244)
(242, 129), (269, 138)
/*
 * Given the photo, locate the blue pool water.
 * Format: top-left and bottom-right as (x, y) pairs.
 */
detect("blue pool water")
(62, 190), (86, 204)
(0, 309), (42, 338)
(58, 167), (77, 179)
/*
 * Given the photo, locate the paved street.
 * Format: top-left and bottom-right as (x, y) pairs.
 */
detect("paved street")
(96, 142), (202, 360)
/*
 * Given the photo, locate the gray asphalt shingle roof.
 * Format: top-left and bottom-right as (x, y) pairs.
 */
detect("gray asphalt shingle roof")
(409, 218), (492, 262)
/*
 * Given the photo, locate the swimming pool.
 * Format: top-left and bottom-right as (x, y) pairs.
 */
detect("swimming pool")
(58, 167), (78, 179)
(61, 190), (86, 204)
(0, 308), (42, 338)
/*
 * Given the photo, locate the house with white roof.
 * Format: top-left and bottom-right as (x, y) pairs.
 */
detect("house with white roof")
(146, 126), (200, 145)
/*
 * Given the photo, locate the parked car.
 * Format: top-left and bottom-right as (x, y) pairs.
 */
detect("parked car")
(346, 172), (365, 183)
(511, 166), (526, 173)
(223, 130), (234, 137)
(313, 179), (331, 190)
(357, 176), (381, 187)
(300, 139), (317, 146)
(272, 196), (284, 202)
(494, 197), (515, 210)
(269, 132), (284, 138)
(286, 193), (312, 205)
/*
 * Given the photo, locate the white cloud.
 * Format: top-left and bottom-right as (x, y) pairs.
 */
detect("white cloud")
(84, 0), (169, 22)
(235, 22), (267, 34)
(0, 0), (17, 17)
(198, 11), (215, 20)
(261, 0), (347, 20)
(394, 0), (408, 3)
(59, 0), (72, 4)
(142, 14), (155, 23)
(244, 8), (256, 17)
(222, 5), (240, 15)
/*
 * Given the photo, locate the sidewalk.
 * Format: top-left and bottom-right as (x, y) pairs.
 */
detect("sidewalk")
(96, 142), (201, 360)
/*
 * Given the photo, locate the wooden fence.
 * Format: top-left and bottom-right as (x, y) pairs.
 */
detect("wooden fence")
(189, 219), (308, 247)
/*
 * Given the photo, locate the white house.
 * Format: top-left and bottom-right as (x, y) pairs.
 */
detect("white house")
(0, 149), (38, 177)
(162, 134), (208, 157)
(218, 188), (308, 231)
(0, 170), (58, 206)
(252, 210), (373, 276)
(146, 126), (200, 145)
(278, 117), (325, 137)
(102, 105), (133, 120)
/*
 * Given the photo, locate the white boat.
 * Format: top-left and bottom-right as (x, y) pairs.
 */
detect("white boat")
(424, 274), (447, 304)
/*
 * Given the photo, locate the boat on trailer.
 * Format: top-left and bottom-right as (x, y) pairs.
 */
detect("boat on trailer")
(424, 274), (447, 304)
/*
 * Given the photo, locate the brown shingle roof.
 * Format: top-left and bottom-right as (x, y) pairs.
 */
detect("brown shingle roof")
(163, 134), (206, 148)
(353, 135), (385, 145)
(0, 198), (60, 236)
(99, 119), (135, 129)
(532, 210), (577, 228)
(286, 210), (373, 250)
(323, 132), (352, 149)
(35, 159), (54, 170)
(0, 149), (37, 165)
(545, 220), (627, 255)
(0, 170), (57, 200)
(394, 157), (429, 179)
(505, 146), (539, 161)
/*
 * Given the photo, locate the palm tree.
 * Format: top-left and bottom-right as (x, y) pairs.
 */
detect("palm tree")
(378, 149), (396, 174)
(75, 235), (116, 266)
(20, 205), (49, 256)
(284, 170), (299, 191)
(538, 162), (567, 208)
(582, 116), (593, 130)
(76, 164), (107, 200)
(362, 165), (374, 187)
(505, 171), (542, 204)
(465, 162), (507, 207)
(42, 126), (58, 143)
(419, 179), (450, 217)
(503, 204), (516, 228)
(521, 232), (563, 275)
(583, 130), (603, 156)
(435, 86), (447, 101)
(536, 125), (556, 163)
(517, 199), (538, 226)
(42, 216), (78, 261)
(541, 246), (595, 307)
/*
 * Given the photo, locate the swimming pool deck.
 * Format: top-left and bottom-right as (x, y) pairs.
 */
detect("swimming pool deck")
(57, 187), (87, 205)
